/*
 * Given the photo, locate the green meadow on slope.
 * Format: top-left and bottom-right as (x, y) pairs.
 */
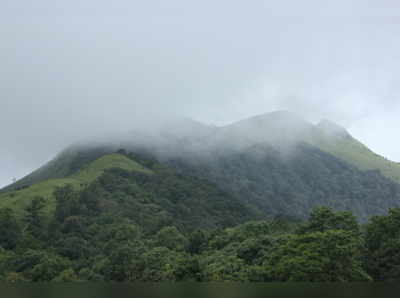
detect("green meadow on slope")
(311, 121), (400, 184)
(317, 138), (400, 183)
(0, 153), (152, 216)
(216, 111), (400, 184)
(0, 147), (114, 192)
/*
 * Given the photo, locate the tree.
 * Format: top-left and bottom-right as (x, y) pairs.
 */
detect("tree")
(104, 241), (146, 281)
(187, 230), (208, 254)
(55, 236), (90, 260)
(29, 254), (70, 282)
(25, 197), (46, 239)
(54, 185), (79, 222)
(0, 247), (14, 278)
(52, 268), (79, 282)
(0, 208), (21, 250)
(265, 230), (371, 282)
(199, 252), (249, 281)
(8, 249), (69, 282)
(154, 226), (188, 251)
(297, 207), (360, 234)
(141, 247), (183, 281)
(365, 208), (400, 280)
(4, 272), (27, 282)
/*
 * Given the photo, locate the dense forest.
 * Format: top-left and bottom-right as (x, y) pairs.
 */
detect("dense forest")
(167, 142), (400, 221)
(1, 152), (400, 282)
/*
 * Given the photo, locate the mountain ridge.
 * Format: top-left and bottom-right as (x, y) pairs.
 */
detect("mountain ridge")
(0, 153), (152, 216)
(2, 111), (400, 221)
(3, 111), (400, 190)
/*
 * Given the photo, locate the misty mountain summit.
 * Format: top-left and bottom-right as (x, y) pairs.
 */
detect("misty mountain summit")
(317, 119), (352, 139)
(220, 110), (315, 147)
(2, 110), (400, 222)
(2, 111), (400, 283)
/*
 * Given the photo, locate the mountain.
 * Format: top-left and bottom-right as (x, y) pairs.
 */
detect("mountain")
(217, 111), (400, 185)
(0, 153), (152, 216)
(313, 119), (400, 183)
(0, 146), (113, 193)
(2, 111), (400, 222)
(3, 111), (400, 282)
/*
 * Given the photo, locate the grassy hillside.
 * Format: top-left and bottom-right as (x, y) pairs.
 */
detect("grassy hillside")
(1, 146), (114, 192)
(3, 112), (400, 219)
(311, 122), (400, 184)
(0, 153), (152, 216)
(219, 112), (400, 184)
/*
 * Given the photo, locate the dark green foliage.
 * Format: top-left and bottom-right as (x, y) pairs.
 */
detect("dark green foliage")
(25, 197), (46, 239)
(199, 252), (248, 281)
(365, 208), (400, 281)
(90, 166), (257, 232)
(139, 247), (185, 281)
(262, 206), (369, 282)
(2, 150), (400, 282)
(265, 231), (370, 282)
(54, 184), (80, 223)
(169, 143), (400, 221)
(187, 230), (208, 255)
(0, 195), (399, 282)
(55, 237), (90, 260)
(0, 208), (21, 250)
(154, 226), (188, 251)
(102, 240), (146, 281)
(6, 249), (70, 282)
(297, 206), (360, 234)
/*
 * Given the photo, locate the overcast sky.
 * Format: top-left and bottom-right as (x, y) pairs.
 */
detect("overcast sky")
(1, 0), (400, 188)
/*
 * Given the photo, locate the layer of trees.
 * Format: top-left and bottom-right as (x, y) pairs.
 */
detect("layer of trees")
(168, 143), (400, 221)
(0, 170), (400, 282)
(0, 165), (400, 282)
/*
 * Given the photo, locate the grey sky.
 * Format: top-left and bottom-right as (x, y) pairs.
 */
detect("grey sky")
(1, 0), (400, 187)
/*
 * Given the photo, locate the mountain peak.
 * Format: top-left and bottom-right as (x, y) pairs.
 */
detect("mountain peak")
(246, 110), (305, 122)
(218, 110), (315, 150)
(317, 119), (351, 139)
(227, 110), (310, 129)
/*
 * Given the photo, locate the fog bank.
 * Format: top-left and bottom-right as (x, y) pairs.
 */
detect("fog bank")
(1, 0), (400, 187)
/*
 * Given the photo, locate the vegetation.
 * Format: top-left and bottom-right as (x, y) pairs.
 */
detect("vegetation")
(169, 143), (400, 221)
(312, 124), (400, 184)
(2, 133), (400, 282)
(0, 146), (113, 192)
(0, 180), (398, 282)
(0, 153), (398, 282)
(3, 112), (400, 222)
(0, 153), (151, 217)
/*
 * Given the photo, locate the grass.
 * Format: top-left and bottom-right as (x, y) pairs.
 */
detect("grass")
(0, 154), (152, 217)
(310, 133), (400, 184)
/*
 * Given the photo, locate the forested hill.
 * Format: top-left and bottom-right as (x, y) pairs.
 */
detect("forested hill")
(167, 142), (400, 221)
(3, 111), (400, 221)
(2, 112), (400, 281)
(0, 152), (258, 229)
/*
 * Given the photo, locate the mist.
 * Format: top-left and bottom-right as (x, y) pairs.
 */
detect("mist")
(1, 0), (400, 187)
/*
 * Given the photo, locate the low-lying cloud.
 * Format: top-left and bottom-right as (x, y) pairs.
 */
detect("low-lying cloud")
(1, 0), (400, 187)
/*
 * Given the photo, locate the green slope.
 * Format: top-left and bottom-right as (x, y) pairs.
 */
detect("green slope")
(0, 153), (152, 216)
(220, 112), (400, 184)
(311, 121), (400, 184)
(1, 146), (114, 192)
(3, 112), (400, 219)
